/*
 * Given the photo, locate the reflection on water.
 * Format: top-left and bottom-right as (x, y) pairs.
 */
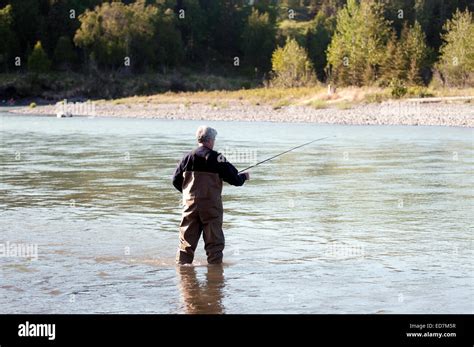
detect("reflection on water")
(177, 265), (225, 314)
(0, 114), (473, 313)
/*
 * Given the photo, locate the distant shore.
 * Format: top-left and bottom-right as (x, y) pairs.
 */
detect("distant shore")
(7, 96), (474, 127)
(2, 72), (473, 127)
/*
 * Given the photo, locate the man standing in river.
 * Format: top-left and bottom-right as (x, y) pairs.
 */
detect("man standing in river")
(172, 126), (249, 265)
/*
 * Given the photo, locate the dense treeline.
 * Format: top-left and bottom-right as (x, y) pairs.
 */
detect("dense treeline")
(0, 0), (473, 88)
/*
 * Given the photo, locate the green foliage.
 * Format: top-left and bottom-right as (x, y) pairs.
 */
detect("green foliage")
(242, 9), (276, 73)
(175, 0), (207, 63)
(309, 99), (328, 109)
(326, 0), (391, 86)
(406, 86), (434, 98)
(277, 10), (335, 82)
(401, 21), (431, 85)
(43, 0), (82, 56)
(153, 9), (184, 68)
(365, 91), (391, 103)
(382, 22), (431, 86)
(0, 0), (472, 90)
(335, 100), (352, 109)
(74, 1), (182, 70)
(277, 20), (312, 47)
(436, 9), (474, 87)
(0, 4), (13, 31)
(306, 11), (335, 81)
(54, 36), (77, 69)
(380, 30), (404, 85)
(390, 78), (407, 98)
(200, 0), (246, 64)
(0, 5), (16, 70)
(383, 0), (416, 36)
(413, 0), (471, 51)
(74, 2), (129, 68)
(271, 39), (316, 87)
(27, 41), (51, 73)
(9, 0), (40, 58)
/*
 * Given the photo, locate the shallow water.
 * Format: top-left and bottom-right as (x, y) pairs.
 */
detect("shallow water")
(0, 113), (473, 313)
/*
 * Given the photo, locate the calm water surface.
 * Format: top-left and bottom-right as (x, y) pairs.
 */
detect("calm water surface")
(0, 112), (472, 313)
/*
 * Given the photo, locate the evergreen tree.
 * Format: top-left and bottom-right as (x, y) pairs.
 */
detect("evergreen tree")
(306, 10), (335, 81)
(401, 21), (431, 85)
(153, 8), (184, 68)
(175, 0), (208, 63)
(0, 4), (16, 71)
(0, 0), (471, 85)
(242, 9), (276, 74)
(384, 0), (415, 35)
(380, 30), (404, 84)
(27, 41), (51, 73)
(54, 35), (77, 70)
(9, 0), (42, 59)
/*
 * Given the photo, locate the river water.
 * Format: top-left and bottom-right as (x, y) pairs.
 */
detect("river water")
(0, 112), (472, 313)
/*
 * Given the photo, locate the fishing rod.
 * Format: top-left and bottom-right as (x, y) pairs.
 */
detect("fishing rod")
(238, 136), (334, 173)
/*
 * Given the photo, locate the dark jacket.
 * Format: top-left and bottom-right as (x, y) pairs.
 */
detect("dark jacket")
(172, 146), (247, 193)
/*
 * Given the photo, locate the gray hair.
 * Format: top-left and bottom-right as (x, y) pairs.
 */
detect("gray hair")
(196, 125), (217, 143)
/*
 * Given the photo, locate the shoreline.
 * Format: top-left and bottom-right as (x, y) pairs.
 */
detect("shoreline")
(5, 98), (474, 127)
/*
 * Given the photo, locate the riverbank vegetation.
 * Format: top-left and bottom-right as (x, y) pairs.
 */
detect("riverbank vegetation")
(0, 0), (473, 103)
